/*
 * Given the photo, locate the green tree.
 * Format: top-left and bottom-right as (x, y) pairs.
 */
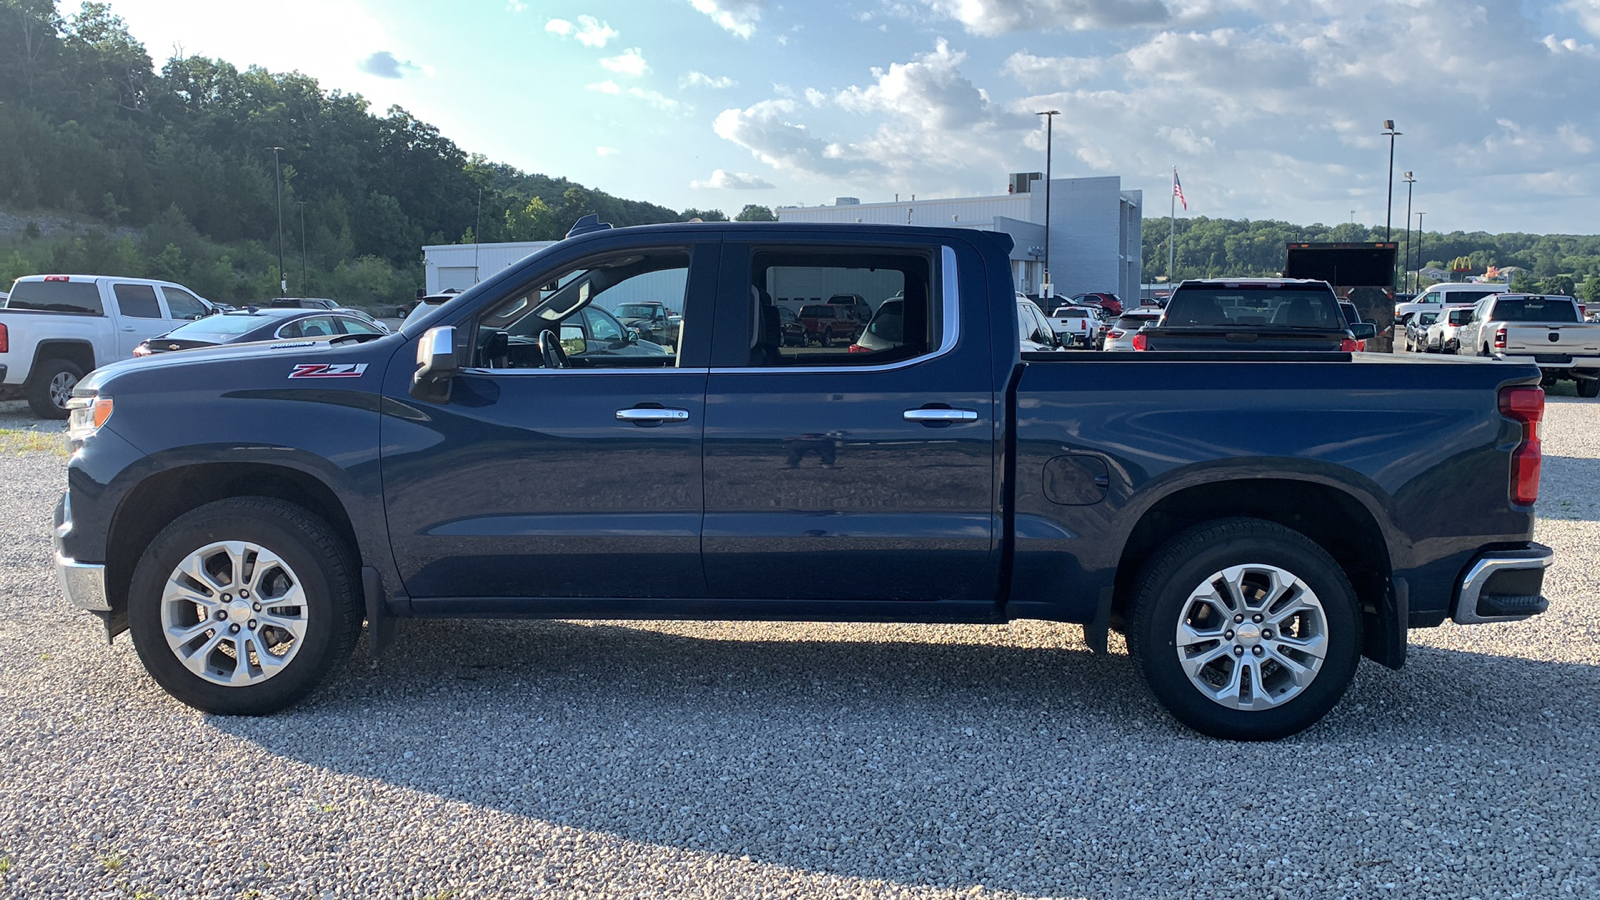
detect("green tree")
(734, 204), (777, 222)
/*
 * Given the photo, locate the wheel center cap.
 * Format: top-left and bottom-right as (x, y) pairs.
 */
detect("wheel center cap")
(1236, 622), (1263, 647)
(227, 600), (252, 624)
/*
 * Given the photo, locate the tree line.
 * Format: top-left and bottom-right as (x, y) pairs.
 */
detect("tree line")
(1142, 216), (1600, 300)
(0, 0), (776, 306)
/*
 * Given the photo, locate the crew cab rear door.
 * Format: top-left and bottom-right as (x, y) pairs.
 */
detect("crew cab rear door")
(700, 236), (999, 604)
(380, 237), (720, 603)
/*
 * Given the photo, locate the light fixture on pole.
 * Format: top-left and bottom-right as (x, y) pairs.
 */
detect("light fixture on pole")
(268, 146), (287, 295)
(1035, 109), (1060, 298)
(1382, 120), (1401, 241)
(1401, 171), (1415, 292)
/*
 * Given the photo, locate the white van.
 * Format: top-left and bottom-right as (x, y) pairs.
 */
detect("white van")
(1395, 282), (1507, 325)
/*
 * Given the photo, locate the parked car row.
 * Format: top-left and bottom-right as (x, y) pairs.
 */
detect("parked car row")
(0, 274), (405, 417)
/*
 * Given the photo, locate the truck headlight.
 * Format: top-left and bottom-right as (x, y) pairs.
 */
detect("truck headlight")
(66, 394), (113, 445)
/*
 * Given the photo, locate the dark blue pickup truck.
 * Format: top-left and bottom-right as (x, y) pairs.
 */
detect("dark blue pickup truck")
(53, 221), (1553, 740)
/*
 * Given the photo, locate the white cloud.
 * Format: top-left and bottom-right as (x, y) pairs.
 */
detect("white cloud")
(1002, 50), (1102, 90)
(714, 100), (878, 177)
(586, 80), (621, 95)
(681, 71), (735, 89)
(1563, 0), (1600, 38)
(547, 15), (619, 47)
(627, 87), (685, 111)
(691, 169), (776, 189)
(600, 48), (648, 76)
(689, 0), (763, 39)
(921, 0), (1169, 34)
(507, 0), (526, 12)
(596, 146), (620, 156)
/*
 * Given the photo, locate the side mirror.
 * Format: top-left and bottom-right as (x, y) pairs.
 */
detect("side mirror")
(411, 325), (458, 402)
(1350, 323), (1377, 341)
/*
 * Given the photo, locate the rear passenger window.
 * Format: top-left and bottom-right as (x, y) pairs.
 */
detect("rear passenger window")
(114, 283), (162, 318)
(746, 250), (937, 367)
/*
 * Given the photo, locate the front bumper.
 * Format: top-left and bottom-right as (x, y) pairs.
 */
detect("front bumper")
(1452, 544), (1553, 625)
(53, 493), (110, 612)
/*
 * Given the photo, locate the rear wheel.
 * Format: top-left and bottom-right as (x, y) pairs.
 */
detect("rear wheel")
(128, 497), (361, 715)
(26, 358), (83, 419)
(1578, 378), (1600, 399)
(1127, 518), (1361, 741)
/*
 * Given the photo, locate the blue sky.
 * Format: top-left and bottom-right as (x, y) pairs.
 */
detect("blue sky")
(108, 0), (1600, 234)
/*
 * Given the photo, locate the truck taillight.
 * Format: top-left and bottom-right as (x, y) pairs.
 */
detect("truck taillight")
(1132, 332), (1148, 351)
(1339, 338), (1361, 352)
(1494, 327), (1507, 349)
(846, 343), (870, 353)
(1499, 385), (1544, 507)
(0, 322), (7, 353)
(43, 275), (70, 282)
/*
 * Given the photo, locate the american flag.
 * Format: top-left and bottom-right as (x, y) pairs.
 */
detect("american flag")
(1173, 169), (1187, 211)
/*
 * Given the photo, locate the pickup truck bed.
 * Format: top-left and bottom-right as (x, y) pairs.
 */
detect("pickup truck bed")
(51, 222), (1553, 740)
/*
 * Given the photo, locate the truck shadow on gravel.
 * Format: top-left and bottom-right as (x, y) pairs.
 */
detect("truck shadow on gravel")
(210, 619), (1600, 898)
(1539, 453), (1600, 521)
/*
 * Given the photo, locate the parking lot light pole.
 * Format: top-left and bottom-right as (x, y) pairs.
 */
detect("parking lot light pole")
(269, 146), (287, 295)
(297, 200), (308, 291)
(1402, 171), (1415, 291)
(1036, 110), (1060, 298)
(1382, 120), (1401, 241)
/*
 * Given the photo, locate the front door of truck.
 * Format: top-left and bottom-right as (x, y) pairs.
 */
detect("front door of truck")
(700, 240), (998, 603)
(381, 241), (719, 603)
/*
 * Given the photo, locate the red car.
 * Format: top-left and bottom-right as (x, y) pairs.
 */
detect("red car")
(1070, 292), (1123, 317)
(798, 304), (862, 346)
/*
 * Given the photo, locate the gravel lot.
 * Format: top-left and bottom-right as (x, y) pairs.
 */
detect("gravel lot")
(1, 388), (1597, 899)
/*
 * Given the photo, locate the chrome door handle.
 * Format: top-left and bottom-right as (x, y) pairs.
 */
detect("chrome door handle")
(903, 408), (977, 423)
(616, 408), (690, 423)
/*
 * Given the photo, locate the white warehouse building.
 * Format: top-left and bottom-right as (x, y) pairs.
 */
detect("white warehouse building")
(422, 241), (556, 294)
(777, 174), (1142, 303)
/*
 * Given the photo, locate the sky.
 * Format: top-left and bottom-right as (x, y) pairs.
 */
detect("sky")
(103, 0), (1600, 235)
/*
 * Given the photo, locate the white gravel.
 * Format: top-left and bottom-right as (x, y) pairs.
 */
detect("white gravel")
(1, 388), (1597, 899)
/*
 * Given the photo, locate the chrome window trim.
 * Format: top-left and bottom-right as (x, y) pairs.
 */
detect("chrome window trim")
(713, 244), (960, 376)
(458, 366), (711, 376)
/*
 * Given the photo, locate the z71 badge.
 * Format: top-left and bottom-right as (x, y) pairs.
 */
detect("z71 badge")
(289, 363), (369, 379)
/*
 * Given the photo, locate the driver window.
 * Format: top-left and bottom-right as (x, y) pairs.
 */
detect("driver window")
(475, 250), (690, 370)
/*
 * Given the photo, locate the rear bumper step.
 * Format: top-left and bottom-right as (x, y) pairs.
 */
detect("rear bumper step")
(1453, 544), (1553, 625)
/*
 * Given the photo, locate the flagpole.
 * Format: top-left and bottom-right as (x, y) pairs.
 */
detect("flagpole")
(1168, 167), (1176, 283)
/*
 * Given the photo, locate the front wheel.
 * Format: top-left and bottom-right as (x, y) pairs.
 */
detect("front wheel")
(1127, 518), (1361, 741)
(127, 497), (361, 715)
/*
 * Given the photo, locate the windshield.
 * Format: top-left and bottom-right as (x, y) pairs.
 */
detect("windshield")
(615, 303), (662, 319)
(1165, 285), (1342, 329)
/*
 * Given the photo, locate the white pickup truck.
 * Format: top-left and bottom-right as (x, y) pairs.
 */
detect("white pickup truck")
(1458, 293), (1600, 397)
(0, 274), (214, 417)
(1048, 304), (1100, 349)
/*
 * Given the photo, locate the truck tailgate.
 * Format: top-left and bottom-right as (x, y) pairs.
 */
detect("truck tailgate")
(1504, 323), (1600, 362)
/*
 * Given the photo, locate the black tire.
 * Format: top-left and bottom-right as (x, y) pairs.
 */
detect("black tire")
(1126, 518), (1361, 741)
(1578, 378), (1600, 399)
(26, 358), (83, 419)
(822, 328), (833, 348)
(128, 497), (361, 715)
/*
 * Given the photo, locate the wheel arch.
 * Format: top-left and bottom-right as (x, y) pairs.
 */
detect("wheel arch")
(1110, 477), (1400, 668)
(104, 462), (361, 620)
(29, 340), (96, 383)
